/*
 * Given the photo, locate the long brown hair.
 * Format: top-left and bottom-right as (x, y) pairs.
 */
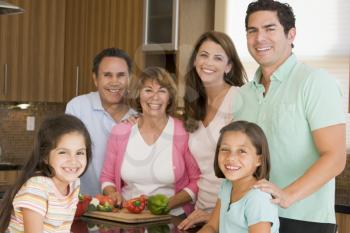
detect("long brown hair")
(0, 114), (92, 232)
(183, 31), (247, 132)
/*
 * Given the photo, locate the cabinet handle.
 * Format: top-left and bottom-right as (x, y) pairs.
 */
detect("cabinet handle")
(75, 66), (79, 96)
(3, 64), (8, 96)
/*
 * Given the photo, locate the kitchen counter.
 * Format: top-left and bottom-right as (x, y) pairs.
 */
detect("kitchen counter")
(336, 204), (350, 214)
(0, 162), (22, 170)
(71, 216), (202, 233)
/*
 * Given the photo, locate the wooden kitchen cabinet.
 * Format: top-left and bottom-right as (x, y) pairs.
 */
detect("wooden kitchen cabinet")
(0, 170), (19, 186)
(63, 0), (144, 102)
(0, 0), (66, 102)
(63, 0), (88, 101)
(336, 213), (350, 233)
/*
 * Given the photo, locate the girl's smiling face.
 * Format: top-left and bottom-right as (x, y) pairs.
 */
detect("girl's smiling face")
(49, 132), (87, 195)
(218, 131), (261, 183)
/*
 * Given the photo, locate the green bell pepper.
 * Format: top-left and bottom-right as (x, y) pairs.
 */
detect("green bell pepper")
(147, 194), (170, 215)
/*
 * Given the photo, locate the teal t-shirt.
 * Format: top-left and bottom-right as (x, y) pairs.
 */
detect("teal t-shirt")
(233, 54), (345, 223)
(219, 179), (279, 233)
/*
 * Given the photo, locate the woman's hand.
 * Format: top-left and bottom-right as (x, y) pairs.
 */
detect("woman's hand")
(253, 179), (293, 208)
(177, 209), (211, 230)
(107, 191), (124, 207)
(103, 186), (124, 207)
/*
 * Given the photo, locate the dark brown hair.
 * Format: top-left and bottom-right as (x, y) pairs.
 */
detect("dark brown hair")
(183, 31), (247, 132)
(0, 114), (92, 232)
(245, 0), (296, 47)
(128, 66), (177, 115)
(92, 47), (133, 75)
(214, 121), (270, 180)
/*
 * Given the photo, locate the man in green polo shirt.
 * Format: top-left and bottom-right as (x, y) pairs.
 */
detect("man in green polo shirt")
(233, 0), (346, 232)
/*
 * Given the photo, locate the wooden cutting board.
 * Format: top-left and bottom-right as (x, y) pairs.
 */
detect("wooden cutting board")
(83, 209), (171, 223)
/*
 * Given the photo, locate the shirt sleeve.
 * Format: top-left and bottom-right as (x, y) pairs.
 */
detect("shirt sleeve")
(65, 98), (81, 117)
(218, 179), (228, 200)
(182, 142), (200, 199)
(303, 69), (345, 131)
(244, 189), (279, 228)
(13, 177), (49, 217)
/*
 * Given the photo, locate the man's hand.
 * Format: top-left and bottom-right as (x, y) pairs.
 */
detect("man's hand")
(254, 179), (293, 208)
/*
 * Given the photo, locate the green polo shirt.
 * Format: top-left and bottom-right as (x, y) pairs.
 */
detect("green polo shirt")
(233, 54), (345, 223)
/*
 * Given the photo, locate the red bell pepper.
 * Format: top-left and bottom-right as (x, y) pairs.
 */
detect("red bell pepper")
(125, 195), (147, 214)
(75, 194), (92, 218)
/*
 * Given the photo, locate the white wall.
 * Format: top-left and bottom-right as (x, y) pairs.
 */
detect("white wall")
(215, 0), (350, 150)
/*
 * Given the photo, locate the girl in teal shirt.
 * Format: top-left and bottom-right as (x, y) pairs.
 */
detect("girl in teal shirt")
(199, 121), (279, 233)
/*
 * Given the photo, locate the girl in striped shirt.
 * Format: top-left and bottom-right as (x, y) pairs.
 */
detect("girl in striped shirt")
(0, 114), (92, 233)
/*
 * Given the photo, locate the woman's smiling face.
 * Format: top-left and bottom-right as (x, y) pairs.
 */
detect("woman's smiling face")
(194, 40), (232, 87)
(140, 79), (170, 118)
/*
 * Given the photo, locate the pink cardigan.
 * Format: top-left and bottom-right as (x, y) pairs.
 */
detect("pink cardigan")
(100, 117), (200, 215)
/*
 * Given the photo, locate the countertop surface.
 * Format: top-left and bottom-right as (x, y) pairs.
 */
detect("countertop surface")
(71, 216), (202, 233)
(335, 204), (350, 214)
(0, 162), (22, 170)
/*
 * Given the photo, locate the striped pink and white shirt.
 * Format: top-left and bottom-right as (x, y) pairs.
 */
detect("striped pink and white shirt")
(8, 176), (80, 233)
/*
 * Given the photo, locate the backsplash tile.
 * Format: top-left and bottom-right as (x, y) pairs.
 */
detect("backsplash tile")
(0, 102), (65, 165)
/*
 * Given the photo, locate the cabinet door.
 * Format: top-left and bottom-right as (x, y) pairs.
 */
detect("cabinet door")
(0, 0), (27, 101)
(0, 12), (9, 100)
(0, 170), (18, 186)
(0, 0), (65, 102)
(108, 0), (144, 75)
(63, 0), (144, 103)
(64, 0), (113, 101)
(79, 0), (113, 94)
(63, 0), (88, 101)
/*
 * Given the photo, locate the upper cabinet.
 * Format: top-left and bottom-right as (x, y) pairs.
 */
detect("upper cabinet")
(0, 0), (144, 103)
(0, 0), (212, 103)
(0, 0), (66, 102)
(63, 0), (144, 102)
(142, 0), (179, 51)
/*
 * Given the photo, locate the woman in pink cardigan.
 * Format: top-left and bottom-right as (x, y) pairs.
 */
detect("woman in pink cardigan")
(100, 67), (200, 216)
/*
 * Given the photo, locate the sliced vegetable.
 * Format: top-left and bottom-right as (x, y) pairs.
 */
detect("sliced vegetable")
(97, 202), (113, 212)
(87, 197), (99, 211)
(96, 194), (114, 206)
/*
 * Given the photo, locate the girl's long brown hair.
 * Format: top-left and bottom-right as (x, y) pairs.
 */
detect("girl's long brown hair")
(0, 114), (92, 232)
